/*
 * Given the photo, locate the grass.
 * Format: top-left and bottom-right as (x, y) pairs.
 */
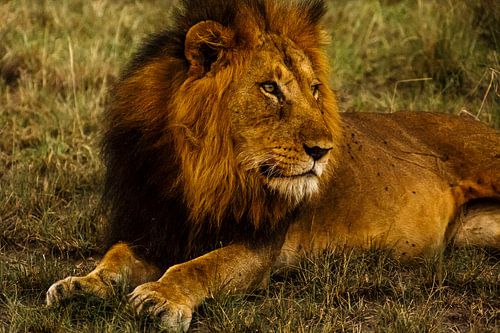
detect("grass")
(1, 0), (499, 332)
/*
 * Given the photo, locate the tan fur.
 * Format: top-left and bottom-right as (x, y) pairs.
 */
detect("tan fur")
(47, 1), (500, 331)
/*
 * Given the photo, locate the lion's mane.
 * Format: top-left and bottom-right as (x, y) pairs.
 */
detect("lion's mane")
(102, 0), (336, 267)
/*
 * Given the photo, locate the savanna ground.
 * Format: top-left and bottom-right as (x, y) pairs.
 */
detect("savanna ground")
(1, 0), (499, 332)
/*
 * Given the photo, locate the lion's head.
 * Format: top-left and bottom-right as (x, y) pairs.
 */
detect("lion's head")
(103, 0), (340, 264)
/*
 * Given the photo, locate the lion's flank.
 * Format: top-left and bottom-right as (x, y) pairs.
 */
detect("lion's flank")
(101, 0), (331, 267)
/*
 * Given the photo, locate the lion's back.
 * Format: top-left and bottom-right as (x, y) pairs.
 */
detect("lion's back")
(340, 112), (500, 184)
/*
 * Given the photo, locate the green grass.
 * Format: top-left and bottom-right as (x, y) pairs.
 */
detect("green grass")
(327, 0), (499, 126)
(1, 0), (499, 332)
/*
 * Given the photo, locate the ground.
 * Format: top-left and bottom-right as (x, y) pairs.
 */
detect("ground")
(1, 0), (499, 332)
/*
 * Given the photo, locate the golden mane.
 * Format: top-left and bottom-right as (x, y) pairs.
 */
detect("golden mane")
(102, 0), (337, 266)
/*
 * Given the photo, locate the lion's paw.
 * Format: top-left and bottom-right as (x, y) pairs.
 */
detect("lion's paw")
(46, 274), (111, 306)
(129, 282), (192, 332)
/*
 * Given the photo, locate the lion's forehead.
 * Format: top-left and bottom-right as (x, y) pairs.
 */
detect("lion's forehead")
(251, 35), (316, 83)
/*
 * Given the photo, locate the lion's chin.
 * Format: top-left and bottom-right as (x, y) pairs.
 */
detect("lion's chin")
(265, 175), (320, 205)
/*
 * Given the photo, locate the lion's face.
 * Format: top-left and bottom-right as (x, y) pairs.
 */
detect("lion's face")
(226, 35), (337, 204)
(174, 15), (340, 222)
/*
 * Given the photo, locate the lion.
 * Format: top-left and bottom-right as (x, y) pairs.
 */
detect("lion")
(46, 0), (500, 331)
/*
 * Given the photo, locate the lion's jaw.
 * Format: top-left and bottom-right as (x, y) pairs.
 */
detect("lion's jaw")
(263, 160), (328, 204)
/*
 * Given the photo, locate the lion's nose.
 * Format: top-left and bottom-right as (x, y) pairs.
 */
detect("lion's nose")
(303, 144), (331, 161)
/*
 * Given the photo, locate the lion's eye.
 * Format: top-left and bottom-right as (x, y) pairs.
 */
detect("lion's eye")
(312, 83), (322, 100)
(260, 81), (280, 95)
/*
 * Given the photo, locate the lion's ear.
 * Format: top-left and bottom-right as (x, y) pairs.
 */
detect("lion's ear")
(185, 21), (235, 78)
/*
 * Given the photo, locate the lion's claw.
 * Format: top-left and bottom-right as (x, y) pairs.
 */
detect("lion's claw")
(46, 278), (71, 306)
(46, 274), (111, 306)
(129, 282), (192, 332)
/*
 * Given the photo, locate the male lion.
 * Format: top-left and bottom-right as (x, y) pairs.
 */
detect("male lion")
(47, 0), (500, 331)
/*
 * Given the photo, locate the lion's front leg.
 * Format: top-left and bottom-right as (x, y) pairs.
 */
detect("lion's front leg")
(129, 243), (278, 332)
(46, 242), (160, 306)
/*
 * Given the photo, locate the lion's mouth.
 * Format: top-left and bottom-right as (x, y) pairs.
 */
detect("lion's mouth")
(259, 165), (317, 179)
(259, 163), (322, 204)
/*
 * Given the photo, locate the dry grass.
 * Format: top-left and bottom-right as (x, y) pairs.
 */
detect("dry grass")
(327, 0), (499, 126)
(1, 0), (499, 332)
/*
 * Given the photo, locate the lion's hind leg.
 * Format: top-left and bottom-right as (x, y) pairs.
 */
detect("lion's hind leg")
(452, 201), (500, 250)
(46, 242), (161, 306)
